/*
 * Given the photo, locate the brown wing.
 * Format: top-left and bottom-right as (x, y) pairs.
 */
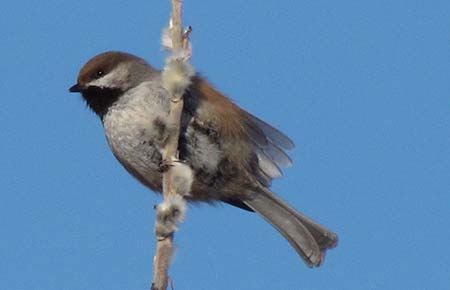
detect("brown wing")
(188, 76), (294, 187)
(242, 111), (294, 186)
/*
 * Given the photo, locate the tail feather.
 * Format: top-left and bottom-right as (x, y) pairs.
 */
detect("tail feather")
(243, 189), (338, 267)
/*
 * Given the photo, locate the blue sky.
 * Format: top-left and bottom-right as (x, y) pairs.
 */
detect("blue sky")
(1, 1), (450, 289)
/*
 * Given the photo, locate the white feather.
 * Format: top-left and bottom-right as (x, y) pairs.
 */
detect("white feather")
(257, 149), (283, 179)
(161, 27), (173, 51)
(170, 161), (193, 197)
(162, 58), (195, 97)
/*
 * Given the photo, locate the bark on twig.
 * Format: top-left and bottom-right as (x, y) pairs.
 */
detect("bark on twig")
(151, 1), (193, 289)
(152, 237), (175, 290)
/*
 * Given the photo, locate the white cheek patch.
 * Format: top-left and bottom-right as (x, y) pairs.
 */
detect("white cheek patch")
(88, 63), (131, 89)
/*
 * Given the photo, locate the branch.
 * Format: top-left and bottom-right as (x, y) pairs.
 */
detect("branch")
(151, 1), (194, 290)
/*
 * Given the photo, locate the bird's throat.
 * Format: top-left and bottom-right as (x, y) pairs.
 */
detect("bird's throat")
(81, 86), (123, 119)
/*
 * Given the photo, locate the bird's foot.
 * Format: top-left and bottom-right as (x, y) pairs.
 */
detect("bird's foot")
(158, 158), (187, 173)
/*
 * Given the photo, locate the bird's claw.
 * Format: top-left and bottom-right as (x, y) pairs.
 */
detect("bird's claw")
(158, 158), (186, 173)
(158, 159), (172, 173)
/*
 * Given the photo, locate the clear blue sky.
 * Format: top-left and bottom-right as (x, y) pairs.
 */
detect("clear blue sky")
(1, 1), (449, 289)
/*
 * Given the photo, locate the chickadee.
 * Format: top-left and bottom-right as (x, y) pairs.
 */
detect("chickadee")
(69, 51), (338, 267)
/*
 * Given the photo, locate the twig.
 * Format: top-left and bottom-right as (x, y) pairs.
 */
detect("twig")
(151, 1), (194, 289)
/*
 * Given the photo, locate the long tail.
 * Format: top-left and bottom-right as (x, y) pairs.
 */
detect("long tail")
(243, 188), (338, 267)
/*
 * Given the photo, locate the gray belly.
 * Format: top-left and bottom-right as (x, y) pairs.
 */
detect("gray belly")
(102, 96), (228, 197)
(103, 107), (166, 192)
(109, 135), (163, 192)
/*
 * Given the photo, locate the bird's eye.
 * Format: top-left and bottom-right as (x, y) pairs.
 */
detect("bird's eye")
(96, 70), (104, 77)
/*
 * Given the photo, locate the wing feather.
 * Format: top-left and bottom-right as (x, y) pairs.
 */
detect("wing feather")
(247, 113), (295, 150)
(188, 76), (295, 186)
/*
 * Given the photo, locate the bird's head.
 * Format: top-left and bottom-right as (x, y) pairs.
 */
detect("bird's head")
(69, 51), (156, 117)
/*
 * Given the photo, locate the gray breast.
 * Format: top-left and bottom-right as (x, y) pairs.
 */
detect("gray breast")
(101, 80), (228, 194)
(102, 81), (170, 189)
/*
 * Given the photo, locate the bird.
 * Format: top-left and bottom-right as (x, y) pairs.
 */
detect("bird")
(69, 51), (338, 267)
